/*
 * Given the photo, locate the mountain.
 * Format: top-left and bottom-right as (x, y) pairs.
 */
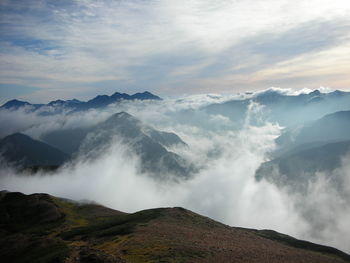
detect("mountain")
(41, 112), (189, 178)
(75, 92), (161, 111)
(256, 140), (350, 191)
(0, 133), (69, 168)
(0, 91), (162, 113)
(79, 112), (189, 178)
(1, 191), (349, 263)
(204, 89), (350, 128)
(47, 99), (82, 108)
(0, 99), (33, 109)
(276, 110), (350, 155)
(256, 111), (350, 191)
(252, 89), (350, 127)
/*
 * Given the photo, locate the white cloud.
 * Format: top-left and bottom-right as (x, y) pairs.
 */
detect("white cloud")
(1, 94), (350, 253)
(1, 0), (350, 100)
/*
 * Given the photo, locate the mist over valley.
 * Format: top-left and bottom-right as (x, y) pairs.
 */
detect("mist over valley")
(1, 88), (350, 258)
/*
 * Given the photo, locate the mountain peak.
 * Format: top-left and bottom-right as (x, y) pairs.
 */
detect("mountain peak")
(113, 111), (133, 118)
(67, 99), (81, 103)
(309, 89), (321, 96)
(131, 91), (162, 100)
(111, 92), (130, 98)
(3, 132), (32, 142)
(104, 111), (138, 125)
(1, 99), (31, 109)
(48, 99), (65, 106)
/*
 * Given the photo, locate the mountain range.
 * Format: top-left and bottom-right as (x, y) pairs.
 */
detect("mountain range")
(205, 89), (350, 127)
(0, 91), (161, 114)
(0, 111), (190, 178)
(256, 140), (350, 189)
(1, 89), (350, 260)
(276, 110), (350, 152)
(256, 110), (350, 192)
(1, 190), (349, 263)
(42, 111), (190, 178)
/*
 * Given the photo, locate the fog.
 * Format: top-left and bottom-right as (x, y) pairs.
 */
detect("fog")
(1, 91), (350, 253)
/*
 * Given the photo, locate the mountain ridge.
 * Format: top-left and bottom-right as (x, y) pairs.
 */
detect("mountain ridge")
(40, 111), (190, 178)
(0, 91), (162, 112)
(204, 89), (350, 127)
(1, 190), (349, 263)
(0, 133), (69, 168)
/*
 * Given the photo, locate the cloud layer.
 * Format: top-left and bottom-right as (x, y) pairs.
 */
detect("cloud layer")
(1, 0), (350, 102)
(1, 94), (350, 253)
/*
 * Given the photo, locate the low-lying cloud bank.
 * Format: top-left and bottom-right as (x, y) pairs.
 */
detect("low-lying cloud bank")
(0, 121), (302, 233)
(0, 90), (350, 253)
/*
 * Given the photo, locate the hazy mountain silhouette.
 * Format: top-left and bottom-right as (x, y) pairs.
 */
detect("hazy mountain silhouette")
(275, 110), (350, 156)
(0, 99), (34, 109)
(256, 111), (350, 191)
(205, 90), (350, 128)
(79, 112), (190, 178)
(42, 112), (189, 178)
(0, 91), (161, 113)
(256, 140), (350, 190)
(0, 133), (69, 168)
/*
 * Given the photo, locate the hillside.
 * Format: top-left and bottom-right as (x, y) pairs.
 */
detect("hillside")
(1, 191), (349, 263)
(276, 110), (350, 155)
(256, 140), (350, 189)
(0, 133), (69, 168)
(254, 110), (350, 191)
(41, 112), (190, 179)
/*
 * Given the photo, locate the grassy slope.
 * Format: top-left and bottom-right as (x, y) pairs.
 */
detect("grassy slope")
(0, 191), (349, 263)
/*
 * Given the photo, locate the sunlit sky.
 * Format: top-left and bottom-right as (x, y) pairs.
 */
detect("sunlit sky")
(1, 0), (350, 103)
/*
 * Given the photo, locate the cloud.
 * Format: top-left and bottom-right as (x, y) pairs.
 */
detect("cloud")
(1, 94), (350, 253)
(0, 90), (250, 138)
(179, 18), (350, 93)
(277, 154), (350, 252)
(1, 0), (350, 101)
(1, 109), (300, 235)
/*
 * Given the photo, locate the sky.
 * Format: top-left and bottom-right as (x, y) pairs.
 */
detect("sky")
(1, 0), (350, 103)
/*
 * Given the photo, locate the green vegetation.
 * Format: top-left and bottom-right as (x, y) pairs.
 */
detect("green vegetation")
(52, 197), (88, 227)
(2, 191), (350, 263)
(61, 208), (163, 240)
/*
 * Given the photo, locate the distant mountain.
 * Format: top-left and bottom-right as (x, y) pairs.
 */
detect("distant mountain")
(0, 133), (69, 168)
(79, 112), (190, 178)
(42, 112), (189, 178)
(252, 90), (350, 126)
(256, 140), (350, 191)
(47, 99), (82, 108)
(204, 89), (350, 128)
(76, 91), (161, 111)
(256, 110), (350, 192)
(1, 191), (349, 263)
(205, 99), (249, 128)
(0, 91), (162, 113)
(1, 99), (32, 109)
(275, 110), (350, 156)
